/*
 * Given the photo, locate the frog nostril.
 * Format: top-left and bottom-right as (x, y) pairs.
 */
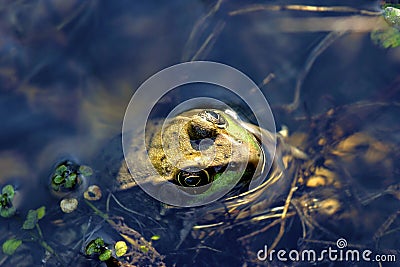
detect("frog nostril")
(187, 110), (228, 140)
(206, 110), (219, 120)
(188, 121), (217, 140)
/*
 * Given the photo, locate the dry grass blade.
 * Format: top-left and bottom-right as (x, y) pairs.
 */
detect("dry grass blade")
(229, 4), (381, 16)
(373, 210), (400, 242)
(191, 20), (225, 61)
(267, 173), (299, 253)
(182, 0), (224, 61)
(237, 211), (296, 242)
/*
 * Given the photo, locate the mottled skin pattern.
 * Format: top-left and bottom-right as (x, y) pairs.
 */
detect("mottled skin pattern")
(101, 109), (264, 193)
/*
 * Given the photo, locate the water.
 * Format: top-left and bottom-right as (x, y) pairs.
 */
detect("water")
(0, 0), (399, 266)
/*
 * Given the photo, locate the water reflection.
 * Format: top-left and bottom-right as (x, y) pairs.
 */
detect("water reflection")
(0, 0), (399, 266)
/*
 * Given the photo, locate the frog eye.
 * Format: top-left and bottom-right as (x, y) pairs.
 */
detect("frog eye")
(176, 169), (211, 187)
(199, 110), (227, 128)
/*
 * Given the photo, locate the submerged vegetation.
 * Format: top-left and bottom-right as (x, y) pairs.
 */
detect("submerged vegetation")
(0, 185), (16, 218)
(1, 205), (56, 260)
(51, 161), (92, 193)
(0, 0), (399, 266)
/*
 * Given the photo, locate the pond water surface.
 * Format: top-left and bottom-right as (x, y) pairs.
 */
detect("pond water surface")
(0, 0), (399, 266)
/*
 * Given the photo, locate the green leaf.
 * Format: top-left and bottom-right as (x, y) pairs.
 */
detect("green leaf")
(64, 179), (74, 189)
(94, 237), (105, 247)
(0, 206), (16, 218)
(36, 206), (46, 220)
(85, 241), (99, 255)
(2, 185), (15, 199)
(69, 173), (77, 180)
(371, 27), (400, 48)
(114, 241), (128, 257)
(140, 245), (148, 253)
(99, 249), (112, 261)
(22, 209), (38, 230)
(0, 194), (11, 209)
(53, 175), (65, 184)
(85, 237), (105, 255)
(79, 165), (93, 177)
(383, 7), (400, 28)
(55, 165), (68, 176)
(150, 235), (160, 241)
(383, 4), (400, 9)
(65, 173), (77, 188)
(2, 239), (22, 255)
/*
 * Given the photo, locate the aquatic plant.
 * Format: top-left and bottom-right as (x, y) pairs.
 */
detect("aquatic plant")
(2, 206), (57, 261)
(0, 184), (16, 218)
(85, 237), (128, 266)
(85, 237), (113, 261)
(51, 161), (82, 192)
(370, 4), (400, 48)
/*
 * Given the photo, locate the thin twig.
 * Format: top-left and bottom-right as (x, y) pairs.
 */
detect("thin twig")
(109, 193), (160, 226)
(284, 31), (346, 113)
(268, 176), (299, 253)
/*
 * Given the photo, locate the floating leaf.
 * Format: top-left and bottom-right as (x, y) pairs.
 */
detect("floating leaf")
(79, 165), (93, 177)
(85, 242), (99, 255)
(383, 6), (400, 28)
(140, 245), (148, 253)
(53, 175), (64, 184)
(371, 27), (400, 48)
(22, 209), (38, 230)
(383, 3), (400, 9)
(99, 249), (112, 261)
(0, 206), (16, 218)
(114, 241), (128, 257)
(0, 185), (17, 218)
(84, 185), (102, 201)
(2, 185), (15, 199)
(94, 237), (105, 247)
(150, 235), (160, 241)
(2, 239), (22, 255)
(55, 165), (68, 176)
(36, 206), (46, 220)
(60, 198), (78, 213)
(85, 237), (105, 255)
(64, 173), (77, 188)
(0, 194), (12, 209)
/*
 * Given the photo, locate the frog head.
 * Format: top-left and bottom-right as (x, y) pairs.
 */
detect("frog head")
(147, 109), (264, 195)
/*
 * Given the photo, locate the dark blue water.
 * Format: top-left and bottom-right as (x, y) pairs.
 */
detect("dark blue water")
(0, 0), (399, 266)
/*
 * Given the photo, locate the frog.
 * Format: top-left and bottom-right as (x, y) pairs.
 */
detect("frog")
(97, 106), (312, 212)
(104, 109), (273, 201)
(146, 109), (265, 195)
